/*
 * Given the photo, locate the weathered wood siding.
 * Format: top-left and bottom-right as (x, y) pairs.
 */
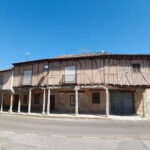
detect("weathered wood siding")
(13, 57), (150, 87)
(0, 71), (12, 90)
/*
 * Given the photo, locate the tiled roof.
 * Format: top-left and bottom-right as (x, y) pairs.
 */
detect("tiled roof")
(52, 52), (109, 59)
(0, 67), (13, 72)
(12, 52), (150, 65)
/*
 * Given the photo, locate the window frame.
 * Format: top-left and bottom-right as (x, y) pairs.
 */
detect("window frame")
(64, 66), (76, 83)
(44, 63), (49, 70)
(70, 95), (75, 106)
(131, 64), (141, 73)
(23, 70), (32, 85)
(92, 92), (100, 104)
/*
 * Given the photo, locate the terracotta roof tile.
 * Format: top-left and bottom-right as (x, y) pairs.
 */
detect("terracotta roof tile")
(12, 52), (150, 65)
(0, 67), (13, 72)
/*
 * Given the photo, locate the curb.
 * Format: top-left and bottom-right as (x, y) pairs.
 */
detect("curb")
(0, 112), (110, 120)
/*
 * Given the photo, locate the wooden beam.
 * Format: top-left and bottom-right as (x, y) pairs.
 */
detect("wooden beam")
(28, 88), (32, 114)
(46, 88), (51, 115)
(0, 93), (4, 112)
(9, 93), (14, 113)
(105, 88), (109, 117)
(74, 86), (80, 116)
(42, 88), (46, 115)
(18, 91), (21, 113)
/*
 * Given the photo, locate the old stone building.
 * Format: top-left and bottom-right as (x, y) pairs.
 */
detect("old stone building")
(1, 52), (150, 117)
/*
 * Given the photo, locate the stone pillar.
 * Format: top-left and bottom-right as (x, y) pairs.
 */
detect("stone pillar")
(105, 87), (109, 117)
(47, 88), (51, 115)
(18, 91), (21, 113)
(42, 88), (46, 115)
(142, 89), (146, 118)
(0, 93), (4, 112)
(9, 93), (14, 113)
(74, 86), (80, 116)
(28, 88), (32, 114)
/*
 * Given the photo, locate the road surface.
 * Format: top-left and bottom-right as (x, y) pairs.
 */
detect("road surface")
(0, 114), (150, 150)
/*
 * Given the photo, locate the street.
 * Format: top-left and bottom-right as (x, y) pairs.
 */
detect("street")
(0, 114), (150, 150)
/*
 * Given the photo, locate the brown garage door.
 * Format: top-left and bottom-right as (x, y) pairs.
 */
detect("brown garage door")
(111, 91), (134, 115)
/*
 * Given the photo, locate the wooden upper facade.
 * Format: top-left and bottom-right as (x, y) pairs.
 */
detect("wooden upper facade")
(0, 68), (13, 91)
(12, 53), (150, 88)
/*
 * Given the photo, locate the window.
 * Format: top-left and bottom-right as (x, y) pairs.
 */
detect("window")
(132, 64), (141, 72)
(34, 95), (40, 104)
(92, 93), (100, 104)
(23, 95), (28, 104)
(64, 66), (76, 83)
(23, 70), (32, 85)
(0, 75), (3, 85)
(44, 63), (49, 70)
(70, 95), (75, 106)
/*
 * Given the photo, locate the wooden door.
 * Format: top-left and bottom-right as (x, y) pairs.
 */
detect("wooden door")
(111, 92), (134, 115)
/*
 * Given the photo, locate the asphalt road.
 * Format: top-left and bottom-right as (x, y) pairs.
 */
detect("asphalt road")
(0, 114), (150, 150)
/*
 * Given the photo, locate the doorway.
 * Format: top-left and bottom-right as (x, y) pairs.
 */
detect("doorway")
(50, 95), (55, 111)
(111, 91), (134, 115)
(13, 95), (19, 111)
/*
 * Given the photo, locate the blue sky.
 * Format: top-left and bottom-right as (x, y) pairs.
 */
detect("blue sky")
(0, 0), (150, 69)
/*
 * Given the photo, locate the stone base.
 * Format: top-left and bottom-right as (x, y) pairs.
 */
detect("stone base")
(42, 112), (45, 115)
(8, 110), (12, 113)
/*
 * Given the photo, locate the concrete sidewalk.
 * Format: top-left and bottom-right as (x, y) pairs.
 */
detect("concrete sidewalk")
(0, 111), (149, 121)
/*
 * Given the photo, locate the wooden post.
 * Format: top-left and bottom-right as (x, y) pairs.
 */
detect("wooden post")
(47, 88), (51, 115)
(105, 87), (109, 117)
(42, 88), (46, 115)
(9, 93), (13, 113)
(0, 93), (4, 112)
(74, 86), (79, 116)
(142, 89), (146, 118)
(18, 91), (21, 113)
(28, 88), (32, 114)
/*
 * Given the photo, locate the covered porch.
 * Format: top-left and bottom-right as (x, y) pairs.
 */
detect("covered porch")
(2, 85), (109, 117)
(0, 85), (148, 118)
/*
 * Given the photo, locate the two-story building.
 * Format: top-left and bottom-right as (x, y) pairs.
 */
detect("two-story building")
(1, 52), (150, 117)
(0, 67), (14, 112)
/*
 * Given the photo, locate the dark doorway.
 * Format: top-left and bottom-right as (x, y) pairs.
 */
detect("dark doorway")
(13, 95), (19, 111)
(111, 91), (134, 115)
(50, 95), (55, 111)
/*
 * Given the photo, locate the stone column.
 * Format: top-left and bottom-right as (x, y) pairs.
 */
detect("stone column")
(18, 91), (21, 113)
(42, 88), (46, 115)
(28, 88), (32, 114)
(47, 88), (51, 115)
(0, 93), (4, 112)
(105, 87), (109, 117)
(9, 93), (14, 113)
(142, 89), (146, 118)
(74, 86), (80, 116)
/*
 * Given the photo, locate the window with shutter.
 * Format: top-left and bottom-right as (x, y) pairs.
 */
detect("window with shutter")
(23, 70), (32, 85)
(64, 66), (76, 83)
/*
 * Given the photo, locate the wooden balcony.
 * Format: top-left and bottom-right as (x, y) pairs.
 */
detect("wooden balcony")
(62, 74), (76, 84)
(14, 77), (32, 87)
